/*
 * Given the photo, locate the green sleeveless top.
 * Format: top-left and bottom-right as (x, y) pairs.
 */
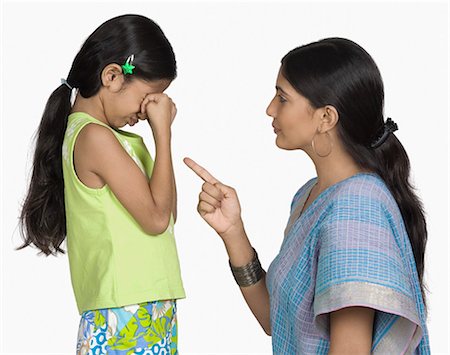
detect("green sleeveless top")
(62, 112), (185, 314)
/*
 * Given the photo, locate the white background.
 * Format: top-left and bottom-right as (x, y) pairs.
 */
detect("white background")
(1, 1), (449, 354)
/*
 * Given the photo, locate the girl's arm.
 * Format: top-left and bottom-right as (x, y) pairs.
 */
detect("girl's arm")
(144, 94), (176, 229)
(142, 94), (177, 224)
(171, 170), (177, 222)
(147, 121), (174, 229)
(184, 158), (271, 335)
(329, 307), (375, 354)
(76, 94), (176, 235)
(150, 135), (177, 223)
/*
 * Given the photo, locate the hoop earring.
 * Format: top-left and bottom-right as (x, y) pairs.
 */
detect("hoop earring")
(311, 131), (333, 158)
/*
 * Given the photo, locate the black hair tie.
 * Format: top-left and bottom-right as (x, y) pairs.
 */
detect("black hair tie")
(370, 117), (398, 149)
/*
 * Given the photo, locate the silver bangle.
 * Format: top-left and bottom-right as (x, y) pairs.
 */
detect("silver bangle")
(229, 248), (265, 287)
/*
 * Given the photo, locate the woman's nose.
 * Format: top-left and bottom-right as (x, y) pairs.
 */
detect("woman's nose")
(266, 97), (276, 118)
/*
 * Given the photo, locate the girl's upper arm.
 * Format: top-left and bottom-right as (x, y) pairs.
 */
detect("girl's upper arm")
(329, 306), (375, 354)
(75, 123), (165, 235)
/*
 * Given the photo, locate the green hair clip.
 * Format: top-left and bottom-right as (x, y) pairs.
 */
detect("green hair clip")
(122, 54), (135, 75)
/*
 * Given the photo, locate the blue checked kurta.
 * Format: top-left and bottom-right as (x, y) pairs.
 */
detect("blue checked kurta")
(266, 173), (430, 354)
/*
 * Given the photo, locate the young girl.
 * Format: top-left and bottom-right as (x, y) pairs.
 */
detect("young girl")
(19, 14), (185, 354)
(185, 38), (430, 354)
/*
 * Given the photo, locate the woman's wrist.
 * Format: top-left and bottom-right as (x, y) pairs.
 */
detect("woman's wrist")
(229, 248), (265, 287)
(219, 219), (245, 241)
(222, 223), (265, 287)
(221, 222), (255, 267)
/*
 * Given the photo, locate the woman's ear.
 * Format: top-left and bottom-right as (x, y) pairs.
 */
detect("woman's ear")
(101, 64), (125, 93)
(317, 105), (339, 133)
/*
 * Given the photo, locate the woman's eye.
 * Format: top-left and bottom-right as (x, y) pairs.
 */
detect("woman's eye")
(278, 95), (287, 103)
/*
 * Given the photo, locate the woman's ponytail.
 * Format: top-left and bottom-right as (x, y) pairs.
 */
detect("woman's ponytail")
(19, 84), (72, 255)
(337, 127), (428, 305)
(370, 134), (428, 298)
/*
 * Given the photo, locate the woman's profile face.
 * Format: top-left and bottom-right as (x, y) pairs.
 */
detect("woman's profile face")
(266, 68), (318, 151)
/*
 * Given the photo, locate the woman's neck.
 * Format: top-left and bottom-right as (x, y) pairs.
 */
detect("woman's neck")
(310, 143), (366, 191)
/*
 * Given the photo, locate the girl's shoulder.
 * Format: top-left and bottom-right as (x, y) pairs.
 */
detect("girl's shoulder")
(66, 112), (110, 138)
(68, 111), (107, 125)
(67, 112), (144, 142)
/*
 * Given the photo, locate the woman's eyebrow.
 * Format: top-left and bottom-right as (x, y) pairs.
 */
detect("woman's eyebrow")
(276, 85), (291, 97)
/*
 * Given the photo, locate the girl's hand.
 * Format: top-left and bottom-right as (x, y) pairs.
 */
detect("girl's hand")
(140, 93), (177, 135)
(184, 157), (244, 240)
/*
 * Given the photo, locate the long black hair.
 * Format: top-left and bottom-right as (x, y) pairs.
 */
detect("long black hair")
(281, 38), (427, 303)
(19, 14), (177, 255)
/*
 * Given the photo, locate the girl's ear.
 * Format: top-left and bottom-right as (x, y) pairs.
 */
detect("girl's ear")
(101, 64), (125, 93)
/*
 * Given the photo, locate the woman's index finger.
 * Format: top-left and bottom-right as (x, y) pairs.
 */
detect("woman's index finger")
(183, 157), (219, 184)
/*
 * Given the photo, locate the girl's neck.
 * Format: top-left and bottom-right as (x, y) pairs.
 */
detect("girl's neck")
(71, 93), (108, 125)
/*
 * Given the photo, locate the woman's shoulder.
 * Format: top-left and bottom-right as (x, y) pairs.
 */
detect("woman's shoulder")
(333, 173), (392, 202)
(328, 173), (400, 221)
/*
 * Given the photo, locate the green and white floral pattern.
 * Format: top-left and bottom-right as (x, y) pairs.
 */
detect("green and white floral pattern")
(76, 300), (178, 355)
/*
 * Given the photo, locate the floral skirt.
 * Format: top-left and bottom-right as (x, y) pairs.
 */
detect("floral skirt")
(76, 300), (177, 355)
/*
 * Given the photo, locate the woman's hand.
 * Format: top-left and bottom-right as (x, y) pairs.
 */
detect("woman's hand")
(140, 93), (177, 136)
(184, 157), (272, 335)
(184, 157), (244, 240)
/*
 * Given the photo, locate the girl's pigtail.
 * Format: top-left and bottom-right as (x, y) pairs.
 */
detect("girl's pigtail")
(18, 84), (72, 255)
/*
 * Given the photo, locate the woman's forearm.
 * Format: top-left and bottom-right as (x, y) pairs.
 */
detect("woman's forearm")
(239, 276), (271, 335)
(221, 225), (272, 335)
(182, 157), (271, 333)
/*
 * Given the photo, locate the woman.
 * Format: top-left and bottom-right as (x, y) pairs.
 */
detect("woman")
(184, 38), (429, 354)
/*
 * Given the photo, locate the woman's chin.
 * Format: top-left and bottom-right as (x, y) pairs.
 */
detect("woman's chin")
(275, 136), (287, 150)
(275, 138), (298, 151)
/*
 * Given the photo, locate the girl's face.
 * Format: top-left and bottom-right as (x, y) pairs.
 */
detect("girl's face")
(104, 77), (172, 129)
(266, 69), (319, 151)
